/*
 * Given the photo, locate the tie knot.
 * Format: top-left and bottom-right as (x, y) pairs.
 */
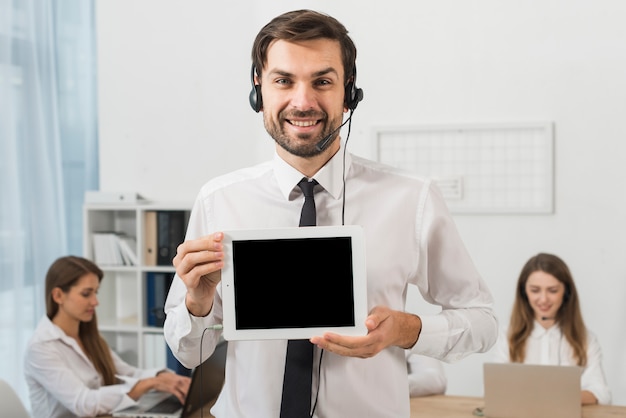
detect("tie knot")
(298, 178), (318, 197)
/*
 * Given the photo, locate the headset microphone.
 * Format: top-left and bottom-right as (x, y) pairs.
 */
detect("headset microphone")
(315, 112), (353, 152)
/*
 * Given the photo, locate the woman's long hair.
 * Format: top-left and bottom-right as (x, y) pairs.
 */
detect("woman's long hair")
(508, 253), (588, 366)
(46, 255), (117, 385)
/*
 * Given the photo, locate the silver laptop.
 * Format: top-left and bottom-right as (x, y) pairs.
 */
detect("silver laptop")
(483, 362), (582, 418)
(114, 340), (226, 418)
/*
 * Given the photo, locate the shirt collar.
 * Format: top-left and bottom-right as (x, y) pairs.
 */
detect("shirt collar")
(35, 315), (72, 343)
(272, 148), (352, 201)
(530, 321), (561, 338)
(34, 315), (95, 364)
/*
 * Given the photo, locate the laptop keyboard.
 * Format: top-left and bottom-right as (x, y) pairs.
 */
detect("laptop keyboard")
(145, 395), (182, 414)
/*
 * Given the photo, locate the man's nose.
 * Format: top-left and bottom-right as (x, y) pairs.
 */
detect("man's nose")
(290, 83), (317, 110)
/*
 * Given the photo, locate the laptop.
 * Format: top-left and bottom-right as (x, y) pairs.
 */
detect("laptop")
(114, 340), (227, 418)
(482, 362), (582, 418)
(221, 225), (368, 341)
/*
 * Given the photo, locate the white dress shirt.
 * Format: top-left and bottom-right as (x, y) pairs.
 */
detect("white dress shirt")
(492, 323), (612, 405)
(164, 149), (498, 417)
(24, 316), (163, 418)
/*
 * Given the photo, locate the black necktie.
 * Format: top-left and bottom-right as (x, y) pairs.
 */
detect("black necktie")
(297, 178), (317, 227)
(279, 178), (318, 418)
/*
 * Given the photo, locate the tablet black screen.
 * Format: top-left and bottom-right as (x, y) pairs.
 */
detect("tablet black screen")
(231, 237), (356, 330)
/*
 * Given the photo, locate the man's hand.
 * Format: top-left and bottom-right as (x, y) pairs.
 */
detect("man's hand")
(309, 306), (422, 358)
(173, 232), (224, 317)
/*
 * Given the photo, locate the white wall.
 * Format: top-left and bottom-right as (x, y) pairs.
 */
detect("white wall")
(97, 0), (626, 404)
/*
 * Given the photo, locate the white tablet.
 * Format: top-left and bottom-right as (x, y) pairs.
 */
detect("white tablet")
(221, 225), (368, 341)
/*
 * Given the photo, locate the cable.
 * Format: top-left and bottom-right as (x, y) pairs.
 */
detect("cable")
(309, 350), (324, 417)
(341, 109), (355, 226)
(199, 327), (208, 418)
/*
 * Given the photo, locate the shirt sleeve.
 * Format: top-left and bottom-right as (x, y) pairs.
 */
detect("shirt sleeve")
(413, 182), (499, 362)
(582, 332), (612, 405)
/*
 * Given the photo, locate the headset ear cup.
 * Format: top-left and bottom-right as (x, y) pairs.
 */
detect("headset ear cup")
(344, 65), (364, 110)
(344, 64), (364, 110)
(344, 81), (363, 111)
(249, 64), (263, 112)
(249, 84), (262, 112)
(353, 86), (363, 109)
(344, 81), (354, 110)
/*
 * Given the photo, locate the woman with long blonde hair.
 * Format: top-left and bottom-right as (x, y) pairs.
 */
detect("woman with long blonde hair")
(492, 253), (611, 405)
(24, 256), (191, 417)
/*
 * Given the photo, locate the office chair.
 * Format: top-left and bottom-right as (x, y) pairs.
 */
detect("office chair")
(0, 379), (30, 418)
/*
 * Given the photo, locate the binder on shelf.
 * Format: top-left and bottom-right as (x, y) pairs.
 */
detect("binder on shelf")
(92, 232), (125, 266)
(92, 232), (138, 266)
(145, 272), (174, 327)
(92, 233), (112, 265)
(144, 211), (158, 266)
(157, 211), (186, 266)
(117, 235), (139, 266)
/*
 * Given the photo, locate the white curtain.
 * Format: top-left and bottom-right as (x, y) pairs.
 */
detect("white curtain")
(0, 0), (98, 408)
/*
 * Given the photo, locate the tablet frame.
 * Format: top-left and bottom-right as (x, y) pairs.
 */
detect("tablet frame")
(221, 225), (368, 341)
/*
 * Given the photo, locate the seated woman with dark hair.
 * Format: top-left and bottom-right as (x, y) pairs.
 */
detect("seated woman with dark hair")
(492, 253), (611, 405)
(24, 255), (191, 417)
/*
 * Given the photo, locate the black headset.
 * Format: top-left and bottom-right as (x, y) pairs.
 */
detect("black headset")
(248, 64), (363, 113)
(249, 65), (263, 112)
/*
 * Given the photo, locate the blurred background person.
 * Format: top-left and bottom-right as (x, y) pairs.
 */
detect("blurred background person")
(492, 253), (611, 405)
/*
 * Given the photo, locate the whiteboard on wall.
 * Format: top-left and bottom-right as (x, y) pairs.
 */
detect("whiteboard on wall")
(375, 122), (554, 214)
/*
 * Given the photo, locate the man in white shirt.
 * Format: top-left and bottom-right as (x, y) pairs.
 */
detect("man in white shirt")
(164, 9), (497, 417)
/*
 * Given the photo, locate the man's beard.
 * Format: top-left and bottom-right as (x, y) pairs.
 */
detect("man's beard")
(264, 109), (342, 157)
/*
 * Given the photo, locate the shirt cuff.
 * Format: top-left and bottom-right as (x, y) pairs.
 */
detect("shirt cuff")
(413, 314), (449, 357)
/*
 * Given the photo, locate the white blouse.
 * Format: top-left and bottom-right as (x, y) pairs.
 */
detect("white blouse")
(24, 316), (163, 418)
(492, 323), (612, 405)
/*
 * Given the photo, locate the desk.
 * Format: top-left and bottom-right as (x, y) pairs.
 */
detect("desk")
(410, 395), (626, 418)
(104, 395), (626, 417)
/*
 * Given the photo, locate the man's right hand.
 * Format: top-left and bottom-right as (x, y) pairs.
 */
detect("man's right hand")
(173, 231), (224, 317)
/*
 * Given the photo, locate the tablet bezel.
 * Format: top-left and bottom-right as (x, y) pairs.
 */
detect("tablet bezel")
(221, 225), (368, 341)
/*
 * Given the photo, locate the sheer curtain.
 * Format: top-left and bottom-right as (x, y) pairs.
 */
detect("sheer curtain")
(0, 0), (98, 407)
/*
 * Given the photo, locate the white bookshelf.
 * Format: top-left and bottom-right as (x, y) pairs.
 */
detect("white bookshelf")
(82, 201), (191, 368)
